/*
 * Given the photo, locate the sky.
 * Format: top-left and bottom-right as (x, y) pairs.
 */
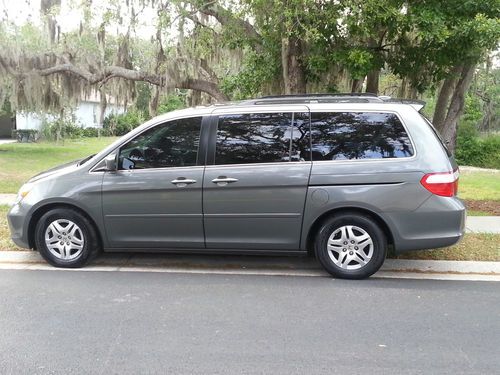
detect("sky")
(0, 0), (158, 38)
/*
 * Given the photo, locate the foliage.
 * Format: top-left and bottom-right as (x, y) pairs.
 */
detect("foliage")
(0, 0), (498, 152)
(81, 127), (112, 138)
(157, 93), (187, 115)
(40, 118), (112, 140)
(40, 118), (85, 141)
(103, 109), (145, 136)
(12, 129), (38, 143)
(455, 131), (500, 169)
(0, 98), (13, 117)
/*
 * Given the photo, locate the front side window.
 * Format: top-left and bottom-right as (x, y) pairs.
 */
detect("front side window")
(118, 117), (202, 169)
(215, 112), (310, 165)
(310, 112), (414, 160)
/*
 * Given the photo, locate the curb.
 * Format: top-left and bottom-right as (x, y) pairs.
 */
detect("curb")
(0, 251), (498, 276)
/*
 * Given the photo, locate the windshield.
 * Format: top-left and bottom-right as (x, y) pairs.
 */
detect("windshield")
(77, 154), (96, 166)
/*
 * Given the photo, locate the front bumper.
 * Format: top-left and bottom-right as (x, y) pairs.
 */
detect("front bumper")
(7, 203), (31, 249)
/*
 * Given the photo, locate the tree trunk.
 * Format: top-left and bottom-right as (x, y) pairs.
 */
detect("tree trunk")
(365, 69), (379, 95)
(189, 90), (202, 106)
(441, 64), (476, 153)
(407, 86), (418, 100)
(398, 78), (407, 98)
(149, 86), (160, 117)
(433, 66), (461, 132)
(351, 78), (363, 93)
(98, 89), (107, 132)
(281, 37), (306, 95)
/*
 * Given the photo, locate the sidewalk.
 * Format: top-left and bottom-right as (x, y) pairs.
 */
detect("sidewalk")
(0, 194), (15, 205)
(466, 216), (500, 234)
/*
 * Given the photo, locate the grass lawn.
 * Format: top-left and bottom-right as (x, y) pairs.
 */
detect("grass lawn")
(0, 205), (21, 251)
(0, 137), (498, 199)
(392, 233), (500, 262)
(1, 204), (498, 260)
(458, 170), (500, 201)
(466, 210), (491, 216)
(0, 137), (117, 194)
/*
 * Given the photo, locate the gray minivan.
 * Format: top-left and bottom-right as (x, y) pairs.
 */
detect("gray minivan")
(7, 94), (465, 279)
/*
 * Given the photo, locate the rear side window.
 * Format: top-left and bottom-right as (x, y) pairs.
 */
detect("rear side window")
(420, 114), (452, 157)
(215, 113), (310, 165)
(310, 112), (414, 160)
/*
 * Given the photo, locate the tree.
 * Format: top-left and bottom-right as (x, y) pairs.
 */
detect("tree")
(0, 0), (498, 153)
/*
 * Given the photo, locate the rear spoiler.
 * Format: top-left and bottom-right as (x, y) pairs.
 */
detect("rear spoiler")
(378, 96), (426, 112)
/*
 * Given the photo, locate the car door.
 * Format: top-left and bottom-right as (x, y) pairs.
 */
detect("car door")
(101, 115), (207, 249)
(203, 106), (312, 250)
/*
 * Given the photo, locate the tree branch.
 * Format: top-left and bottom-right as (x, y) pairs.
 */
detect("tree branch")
(188, 2), (263, 53)
(19, 62), (229, 101)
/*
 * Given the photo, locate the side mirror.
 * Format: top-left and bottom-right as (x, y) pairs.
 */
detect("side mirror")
(104, 154), (117, 171)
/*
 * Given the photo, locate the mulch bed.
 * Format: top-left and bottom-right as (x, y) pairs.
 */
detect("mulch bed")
(464, 200), (500, 216)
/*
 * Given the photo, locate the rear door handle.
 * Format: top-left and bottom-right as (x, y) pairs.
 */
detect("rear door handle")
(171, 178), (197, 187)
(212, 177), (239, 186)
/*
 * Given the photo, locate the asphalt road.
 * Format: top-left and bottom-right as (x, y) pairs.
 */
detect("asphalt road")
(0, 270), (498, 375)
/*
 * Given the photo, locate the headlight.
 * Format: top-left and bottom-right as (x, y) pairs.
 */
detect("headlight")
(14, 182), (34, 205)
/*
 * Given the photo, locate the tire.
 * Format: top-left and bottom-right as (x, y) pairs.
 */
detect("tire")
(314, 212), (387, 279)
(34, 208), (100, 268)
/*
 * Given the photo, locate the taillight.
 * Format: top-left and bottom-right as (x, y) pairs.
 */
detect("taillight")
(420, 169), (459, 197)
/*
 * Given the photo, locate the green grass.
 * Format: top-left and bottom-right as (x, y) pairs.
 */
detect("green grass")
(0, 137), (117, 194)
(393, 233), (500, 262)
(0, 205), (21, 251)
(0, 137), (498, 200)
(467, 210), (491, 216)
(458, 171), (500, 201)
(1, 201), (498, 261)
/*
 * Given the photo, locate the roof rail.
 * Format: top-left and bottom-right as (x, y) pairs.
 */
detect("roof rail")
(241, 93), (384, 105)
(379, 97), (426, 111)
(259, 93), (379, 99)
(236, 93), (426, 109)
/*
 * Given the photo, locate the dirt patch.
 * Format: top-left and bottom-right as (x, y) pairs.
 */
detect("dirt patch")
(464, 200), (500, 215)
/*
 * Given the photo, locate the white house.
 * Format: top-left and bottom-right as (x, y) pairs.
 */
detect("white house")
(15, 92), (125, 131)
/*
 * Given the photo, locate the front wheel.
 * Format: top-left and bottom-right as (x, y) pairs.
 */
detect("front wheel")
(34, 208), (100, 268)
(314, 213), (387, 279)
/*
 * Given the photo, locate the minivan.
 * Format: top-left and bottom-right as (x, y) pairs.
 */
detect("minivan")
(7, 94), (465, 279)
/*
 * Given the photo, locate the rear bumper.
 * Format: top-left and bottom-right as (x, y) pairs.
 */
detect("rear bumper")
(385, 196), (466, 253)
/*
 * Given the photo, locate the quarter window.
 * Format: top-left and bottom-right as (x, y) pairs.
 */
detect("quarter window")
(215, 113), (310, 165)
(310, 112), (414, 160)
(118, 117), (202, 169)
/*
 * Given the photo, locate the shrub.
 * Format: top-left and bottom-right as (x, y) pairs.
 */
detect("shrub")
(456, 124), (500, 169)
(12, 129), (38, 143)
(103, 109), (145, 136)
(157, 93), (186, 114)
(40, 118), (83, 141)
(81, 127), (98, 138)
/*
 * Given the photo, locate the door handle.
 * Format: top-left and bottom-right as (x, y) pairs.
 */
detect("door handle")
(171, 178), (197, 187)
(212, 177), (239, 186)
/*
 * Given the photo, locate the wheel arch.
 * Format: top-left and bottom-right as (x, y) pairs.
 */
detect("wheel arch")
(305, 206), (395, 255)
(28, 202), (103, 250)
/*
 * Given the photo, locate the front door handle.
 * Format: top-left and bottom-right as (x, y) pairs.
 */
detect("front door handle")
(212, 177), (239, 186)
(171, 178), (197, 187)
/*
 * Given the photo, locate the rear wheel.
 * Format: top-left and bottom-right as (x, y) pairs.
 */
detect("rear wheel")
(35, 208), (100, 268)
(314, 213), (387, 279)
